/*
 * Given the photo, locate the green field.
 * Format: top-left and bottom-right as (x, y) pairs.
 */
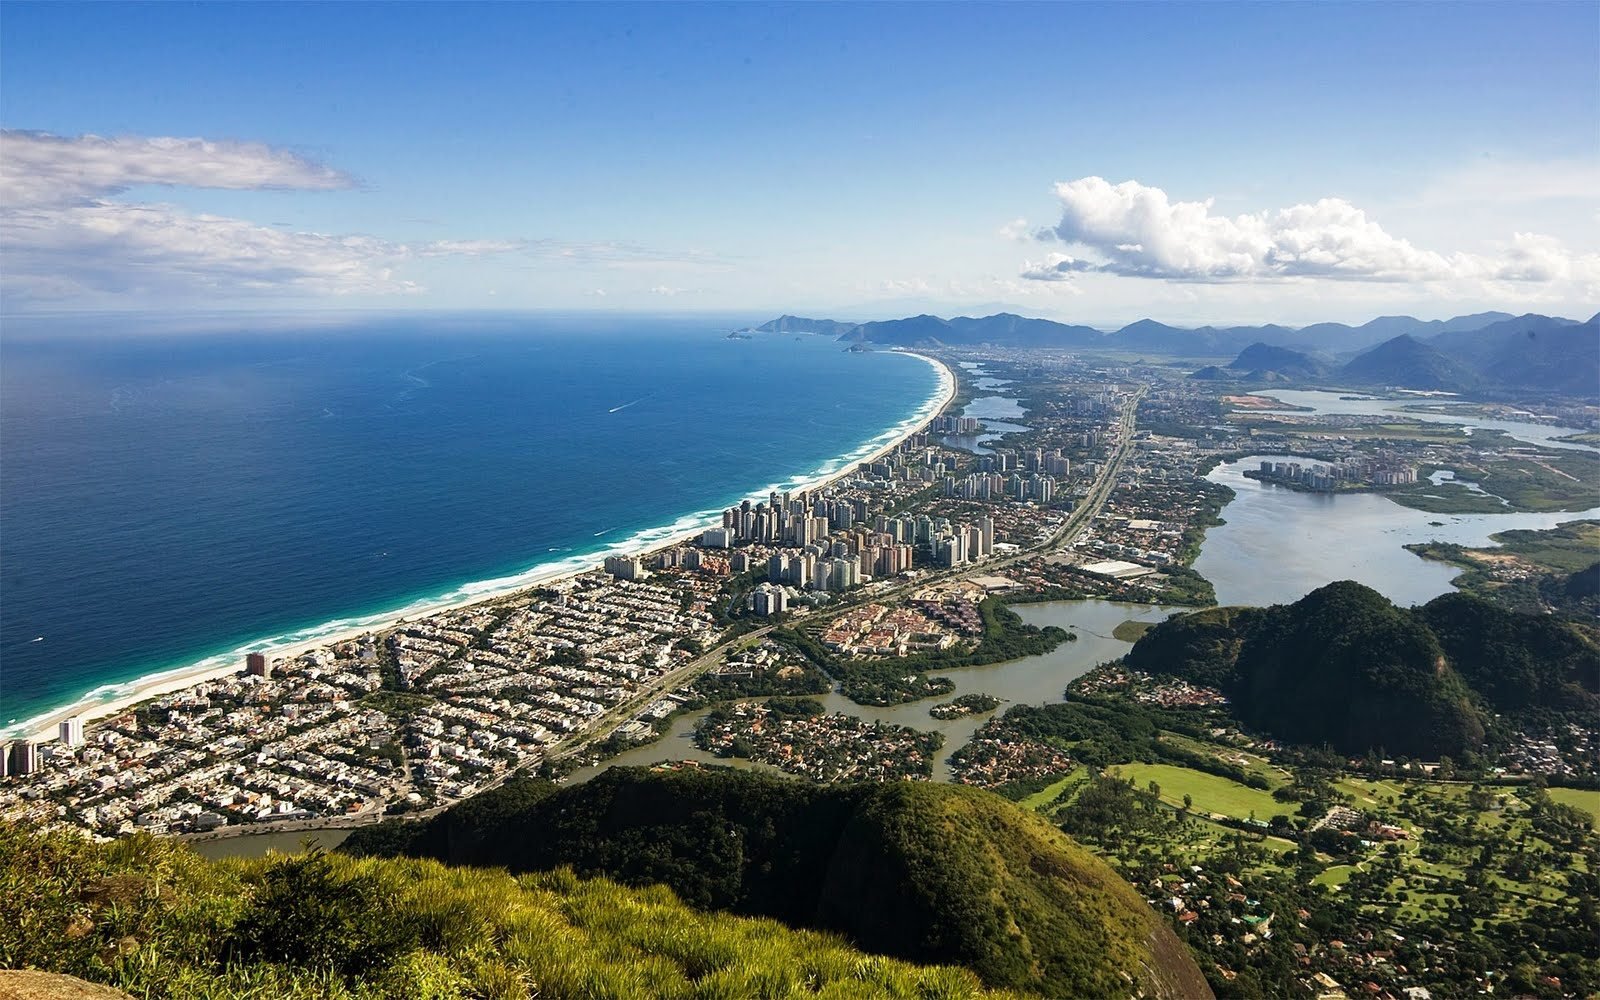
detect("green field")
(1547, 786), (1600, 821)
(1105, 762), (1289, 821)
(1157, 732), (1290, 790)
(1019, 767), (1087, 810)
(1478, 520), (1600, 572)
(1336, 777), (1411, 807)
(1111, 619), (1154, 642)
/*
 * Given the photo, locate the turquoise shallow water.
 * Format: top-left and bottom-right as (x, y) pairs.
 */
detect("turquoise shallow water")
(0, 314), (944, 733)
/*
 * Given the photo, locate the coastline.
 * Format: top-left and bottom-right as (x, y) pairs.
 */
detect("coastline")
(7, 349), (957, 744)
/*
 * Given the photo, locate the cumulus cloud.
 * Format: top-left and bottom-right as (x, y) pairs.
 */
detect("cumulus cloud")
(1019, 253), (1098, 282)
(1020, 176), (1600, 286)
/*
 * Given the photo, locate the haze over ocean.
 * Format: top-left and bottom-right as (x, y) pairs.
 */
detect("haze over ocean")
(0, 315), (943, 732)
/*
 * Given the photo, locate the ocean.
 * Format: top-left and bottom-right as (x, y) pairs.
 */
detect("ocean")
(0, 314), (946, 734)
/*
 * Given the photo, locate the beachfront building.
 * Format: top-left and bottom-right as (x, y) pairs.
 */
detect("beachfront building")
(603, 555), (649, 581)
(58, 716), (84, 747)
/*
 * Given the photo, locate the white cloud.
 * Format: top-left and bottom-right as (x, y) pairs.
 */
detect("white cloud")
(0, 130), (355, 207)
(0, 130), (689, 302)
(1022, 176), (1600, 286)
(1019, 253), (1097, 282)
(998, 218), (1032, 242)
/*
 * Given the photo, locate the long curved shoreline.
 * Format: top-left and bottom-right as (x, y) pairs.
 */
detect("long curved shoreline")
(6, 349), (957, 743)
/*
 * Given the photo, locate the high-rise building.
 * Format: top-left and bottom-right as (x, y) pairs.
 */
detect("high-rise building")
(246, 652), (271, 678)
(603, 555), (649, 581)
(700, 526), (732, 548)
(750, 583), (788, 617)
(59, 716), (84, 748)
(9, 741), (38, 777)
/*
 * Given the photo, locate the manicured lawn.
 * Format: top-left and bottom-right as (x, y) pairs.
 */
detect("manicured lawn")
(1020, 767), (1086, 810)
(1335, 777), (1408, 806)
(1105, 762), (1289, 821)
(1160, 732), (1290, 790)
(1546, 786), (1600, 821)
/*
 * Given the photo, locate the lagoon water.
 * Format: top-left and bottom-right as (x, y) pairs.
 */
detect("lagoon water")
(567, 599), (1177, 784)
(0, 316), (944, 733)
(1197, 392), (1597, 608)
(1250, 388), (1597, 452)
(1196, 455), (1600, 609)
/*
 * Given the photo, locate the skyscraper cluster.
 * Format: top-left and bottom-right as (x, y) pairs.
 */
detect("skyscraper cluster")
(931, 414), (981, 434)
(932, 515), (995, 567)
(943, 472), (1058, 504)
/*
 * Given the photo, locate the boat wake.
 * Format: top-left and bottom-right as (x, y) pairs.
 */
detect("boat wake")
(608, 397), (645, 414)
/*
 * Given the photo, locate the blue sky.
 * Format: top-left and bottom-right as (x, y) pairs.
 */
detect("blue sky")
(2, 1), (1596, 326)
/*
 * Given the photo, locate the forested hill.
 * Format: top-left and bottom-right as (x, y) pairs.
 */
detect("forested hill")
(1124, 581), (1600, 757)
(341, 768), (1213, 999)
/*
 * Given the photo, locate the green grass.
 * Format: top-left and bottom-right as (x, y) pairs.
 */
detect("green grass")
(1335, 777), (1408, 807)
(1103, 762), (1288, 821)
(1480, 520), (1600, 573)
(1110, 620), (1154, 642)
(0, 823), (1015, 1000)
(1157, 732), (1289, 790)
(1019, 767), (1087, 811)
(1546, 786), (1600, 821)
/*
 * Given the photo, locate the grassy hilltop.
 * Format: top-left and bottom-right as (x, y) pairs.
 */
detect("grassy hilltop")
(343, 768), (1211, 999)
(0, 822), (1017, 1000)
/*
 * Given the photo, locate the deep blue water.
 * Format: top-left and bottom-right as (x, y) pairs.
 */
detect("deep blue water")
(0, 315), (944, 732)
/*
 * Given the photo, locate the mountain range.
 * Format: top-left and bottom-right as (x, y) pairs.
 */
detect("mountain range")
(754, 310), (1598, 396)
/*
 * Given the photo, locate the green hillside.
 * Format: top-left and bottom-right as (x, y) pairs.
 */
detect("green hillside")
(1124, 581), (1600, 757)
(1417, 592), (1600, 726)
(342, 768), (1212, 999)
(0, 821), (1017, 1000)
(1337, 334), (1482, 392)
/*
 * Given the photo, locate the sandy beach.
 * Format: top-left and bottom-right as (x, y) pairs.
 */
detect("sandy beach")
(10, 350), (957, 744)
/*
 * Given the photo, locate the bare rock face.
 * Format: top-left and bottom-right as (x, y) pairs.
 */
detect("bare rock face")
(0, 972), (131, 1000)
